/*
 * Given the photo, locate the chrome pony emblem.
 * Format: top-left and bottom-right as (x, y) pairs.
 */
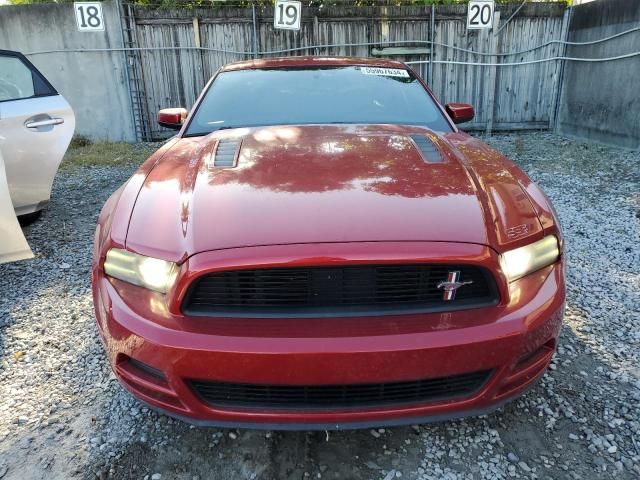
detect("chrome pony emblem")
(437, 271), (473, 301)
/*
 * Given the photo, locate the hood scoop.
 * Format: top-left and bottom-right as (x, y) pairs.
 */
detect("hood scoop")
(212, 138), (241, 168)
(409, 134), (443, 164)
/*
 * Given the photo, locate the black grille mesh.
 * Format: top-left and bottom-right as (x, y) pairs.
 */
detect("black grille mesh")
(190, 370), (492, 410)
(183, 264), (497, 317)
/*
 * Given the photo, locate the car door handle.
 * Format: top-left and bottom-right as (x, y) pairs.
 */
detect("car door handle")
(25, 118), (64, 129)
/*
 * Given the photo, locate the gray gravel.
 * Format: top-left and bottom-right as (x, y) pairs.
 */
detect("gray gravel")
(0, 132), (638, 479)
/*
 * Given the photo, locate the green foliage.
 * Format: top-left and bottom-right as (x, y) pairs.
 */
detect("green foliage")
(8, 0), (67, 4)
(137, 0), (569, 6)
(7, 0), (570, 7)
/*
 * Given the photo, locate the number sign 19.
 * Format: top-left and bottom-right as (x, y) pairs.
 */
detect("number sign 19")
(74, 2), (105, 32)
(274, 0), (302, 31)
(467, 1), (494, 30)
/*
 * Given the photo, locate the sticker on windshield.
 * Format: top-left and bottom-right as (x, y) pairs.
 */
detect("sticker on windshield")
(361, 67), (410, 78)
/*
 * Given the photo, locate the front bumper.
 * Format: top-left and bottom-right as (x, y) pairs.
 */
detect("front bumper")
(92, 242), (565, 429)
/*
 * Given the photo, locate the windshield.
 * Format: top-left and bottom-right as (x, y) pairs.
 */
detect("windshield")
(185, 66), (452, 136)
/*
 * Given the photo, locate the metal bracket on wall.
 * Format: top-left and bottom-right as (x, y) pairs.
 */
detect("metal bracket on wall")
(370, 47), (431, 56)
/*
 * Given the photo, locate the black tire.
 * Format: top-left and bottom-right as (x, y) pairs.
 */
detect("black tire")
(18, 210), (43, 226)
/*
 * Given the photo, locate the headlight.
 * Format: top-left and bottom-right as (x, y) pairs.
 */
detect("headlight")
(104, 248), (178, 293)
(500, 235), (560, 282)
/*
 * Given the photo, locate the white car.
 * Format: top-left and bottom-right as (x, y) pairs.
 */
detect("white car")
(0, 49), (75, 263)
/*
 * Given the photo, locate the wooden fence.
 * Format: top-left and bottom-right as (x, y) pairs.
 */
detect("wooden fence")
(122, 2), (569, 140)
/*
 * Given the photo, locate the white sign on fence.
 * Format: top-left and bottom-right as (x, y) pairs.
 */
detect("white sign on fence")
(74, 2), (105, 32)
(274, 0), (302, 31)
(467, 1), (494, 30)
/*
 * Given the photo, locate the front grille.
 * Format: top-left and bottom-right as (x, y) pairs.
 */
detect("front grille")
(182, 264), (498, 317)
(190, 370), (492, 410)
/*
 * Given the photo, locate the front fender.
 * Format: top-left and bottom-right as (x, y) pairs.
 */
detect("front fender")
(93, 137), (181, 269)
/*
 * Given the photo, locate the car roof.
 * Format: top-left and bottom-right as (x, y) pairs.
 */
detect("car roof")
(219, 56), (409, 72)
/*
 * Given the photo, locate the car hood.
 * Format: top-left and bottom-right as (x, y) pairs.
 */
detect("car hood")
(125, 125), (544, 262)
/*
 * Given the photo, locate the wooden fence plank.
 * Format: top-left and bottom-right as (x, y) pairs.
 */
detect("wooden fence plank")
(130, 3), (567, 139)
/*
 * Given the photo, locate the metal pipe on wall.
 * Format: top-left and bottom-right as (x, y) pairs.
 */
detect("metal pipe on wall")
(429, 4), (434, 85)
(116, 0), (138, 143)
(252, 4), (258, 59)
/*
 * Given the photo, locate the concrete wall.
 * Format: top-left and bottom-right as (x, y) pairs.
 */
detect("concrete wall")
(556, 0), (640, 149)
(0, 1), (135, 141)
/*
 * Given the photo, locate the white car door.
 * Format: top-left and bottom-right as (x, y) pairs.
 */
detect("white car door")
(0, 50), (75, 216)
(0, 149), (32, 264)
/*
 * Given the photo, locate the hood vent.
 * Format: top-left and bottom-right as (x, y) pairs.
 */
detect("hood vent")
(213, 139), (241, 168)
(409, 135), (443, 164)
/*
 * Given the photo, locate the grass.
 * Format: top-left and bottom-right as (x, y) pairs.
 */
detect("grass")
(60, 140), (159, 171)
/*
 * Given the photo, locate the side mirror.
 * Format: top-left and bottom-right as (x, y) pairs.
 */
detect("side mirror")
(445, 103), (474, 124)
(158, 108), (187, 130)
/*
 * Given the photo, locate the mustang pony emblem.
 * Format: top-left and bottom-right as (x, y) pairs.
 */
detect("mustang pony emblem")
(437, 271), (473, 301)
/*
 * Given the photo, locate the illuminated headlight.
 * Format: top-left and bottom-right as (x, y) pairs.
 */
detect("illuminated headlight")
(500, 235), (560, 282)
(104, 248), (178, 293)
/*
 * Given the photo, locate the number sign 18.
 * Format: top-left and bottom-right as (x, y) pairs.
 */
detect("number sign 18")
(274, 0), (302, 31)
(467, 1), (494, 30)
(74, 2), (105, 32)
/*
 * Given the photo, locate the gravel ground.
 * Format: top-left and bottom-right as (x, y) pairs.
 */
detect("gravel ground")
(0, 132), (638, 480)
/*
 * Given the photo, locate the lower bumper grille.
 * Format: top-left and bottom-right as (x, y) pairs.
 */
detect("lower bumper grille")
(190, 370), (492, 410)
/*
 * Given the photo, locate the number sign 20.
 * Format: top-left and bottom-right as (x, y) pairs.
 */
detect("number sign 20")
(467, 1), (494, 30)
(274, 0), (302, 31)
(74, 2), (105, 32)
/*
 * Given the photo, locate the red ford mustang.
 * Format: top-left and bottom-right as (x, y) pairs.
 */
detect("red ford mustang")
(92, 57), (565, 429)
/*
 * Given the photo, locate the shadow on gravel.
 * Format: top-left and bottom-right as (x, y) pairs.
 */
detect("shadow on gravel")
(87, 323), (636, 480)
(0, 167), (133, 479)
